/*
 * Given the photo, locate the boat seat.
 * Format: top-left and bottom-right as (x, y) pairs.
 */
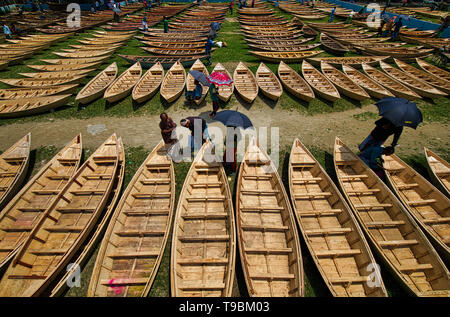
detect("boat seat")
(250, 272), (295, 280)
(100, 278), (148, 286)
(115, 229), (166, 237)
(243, 174), (272, 180)
(298, 209), (343, 216)
(123, 209), (170, 216)
(3, 156), (26, 163)
(241, 224), (289, 232)
(29, 248), (67, 255)
(241, 189), (280, 195)
(407, 199), (437, 206)
(140, 178), (171, 185)
(294, 192), (332, 199)
(186, 196), (225, 202)
(422, 217), (450, 225)
(108, 251), (160, 259)
(340, 174), (368, 180)
(347, 189), (381, 195)
(330, 276), (368, 284)
(56, 158), (79, 164)
(292, 177), (323, 184)
(179, 234), (230, 242)
(31, 189), (60, 195)
(56, 207), (96, 213)
(354, 203), (392, 210)
(191, 182), (222, 188)
(240, 206), (284, 213)
(146, 163), (171, 169)
(8, 274), (47, 280)
(304, 227), (352, 236)
(435, 170), (450, 176)
(43, 225), (84, 232)
(18, 207), (47, 212)
(366, 220), (406, 228)
(398, 263), (434, 272)
(379, 239), (419, 248)
(335, 159), (358, 166)
(245, 247), (293, 254)
(83, 174), (112, 180)
(0, 247), (15, 252)
(70, 189), (105, 195)
(195, 167), (220, 173)
(395, 183), (419, 190)
(291, 161), (315, 167)
(182, 212), (228, 220)
(315, 249), (362, 258)
(0, 225), (34, 232)
(177, 258), (229, 265)
(131, 192), (171, 199)
(179, 283), (225, 290)
(46, 174), (71, 180)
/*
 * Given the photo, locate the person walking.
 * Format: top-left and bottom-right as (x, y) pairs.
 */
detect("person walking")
(209, 83), (220, 118)
(3, 23), (12, 39)
(329, 6), (336, 23)
(142, 16), (148, 32)
(229, 0), (234, 15)
(391, 17), (402, 40)
(163, 16), (168, 33)
(205, 36), (214, 65)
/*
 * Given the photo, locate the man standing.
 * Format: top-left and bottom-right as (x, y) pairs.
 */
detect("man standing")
(329, 6), (336, 23)
(205, 36), (214, 65)
(163, 16), (168, 33)
(229, 0), (234, 15)
(391, 17), (403, 40)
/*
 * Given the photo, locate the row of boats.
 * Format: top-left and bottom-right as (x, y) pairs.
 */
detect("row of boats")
(0, 133), (448, 297)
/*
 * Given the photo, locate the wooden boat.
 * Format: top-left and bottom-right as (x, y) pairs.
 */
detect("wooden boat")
(383, 154), (450, 262)
(66, 44), (122, 51)
(0, 76), (85, 88)
(289, 139), (387, 297)
(87, 141), (173, 297)
(333, 138), (450, 297)
(47, 137), (121, 298)
(245, 38), (311, 46)
(424, 148), (450, 198)
(0, 134), (30, 212)
(342, 64), (394, 99)
(255, 62), (283, 101)
(236, 138), (304, 297)
(233, 62), (258, 103)
(76, 63), (118, 105)
(26, 62), (101, 72)
(104, 62), (142, 103)
(41, 56), (109, 65)
(361, 63), (421, 101)
(186, 59), (210, 105)
(52, 49), (114, 59)
(142, 47), (210, 56)
(171, 139), (235, 297)
(302, 60), (340, 102)
(247, 43), (320, 52)
(294, 13), (327, 20)
(320, 62), (369, 101)
(250, 50), (323, 63)
(211, 63), (234, 102)
(0, 85), (78, 100)
(0, 94), (72, 118)
(119, 54), (208, 69)
(320, 33), (348, 56)
(0, 135), (82, 271)
(416, 58), (450, 83)
(0, 134), (120, 297)
(278, 61), (314, 102)
(160, 61), (186, 103)
(302, 25), (319, 38)
(132, 62), (164, 104)
(18, 69), (94, 80)
(356, 46), (434, 61)
(307, 56), (389, 69)
(379, 61), (446, 99)
(141, 41), (206, 49)
(78, 38), (128, 45)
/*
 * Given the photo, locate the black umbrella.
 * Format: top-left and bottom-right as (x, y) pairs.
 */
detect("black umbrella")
(375, 97), (423, 129)
(189, 70), (210, 86)
(213, 110), (253, 130)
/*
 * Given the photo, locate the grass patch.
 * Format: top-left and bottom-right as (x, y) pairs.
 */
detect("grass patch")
(353, 111), (379, 121)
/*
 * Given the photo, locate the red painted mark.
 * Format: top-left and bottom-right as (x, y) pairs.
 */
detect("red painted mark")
(108, 278), (124, 295)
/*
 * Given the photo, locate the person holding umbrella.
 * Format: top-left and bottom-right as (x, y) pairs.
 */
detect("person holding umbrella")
(358, 97), (422, 173)
(207, 69), (233, 117)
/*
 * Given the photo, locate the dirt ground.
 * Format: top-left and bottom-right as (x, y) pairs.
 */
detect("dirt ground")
(0, 102), (447, 157)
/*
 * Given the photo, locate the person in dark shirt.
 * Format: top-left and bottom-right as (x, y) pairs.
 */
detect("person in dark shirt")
(180, 116), (210, 150)
(359, 117), (403, 153)
(159, 113), (177, 145)
(163, 16), (168, 33)
(359, 145), (394, 180)
(391, 17), (402, 40)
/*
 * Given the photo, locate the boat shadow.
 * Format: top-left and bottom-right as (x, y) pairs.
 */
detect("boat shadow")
(258, 93), (279, 110)
(281, 151), (332, 297)
(233, 93), (255, 111)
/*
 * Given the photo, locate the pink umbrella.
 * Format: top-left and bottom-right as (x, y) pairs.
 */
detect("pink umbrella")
(208, 71), (233, 86)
